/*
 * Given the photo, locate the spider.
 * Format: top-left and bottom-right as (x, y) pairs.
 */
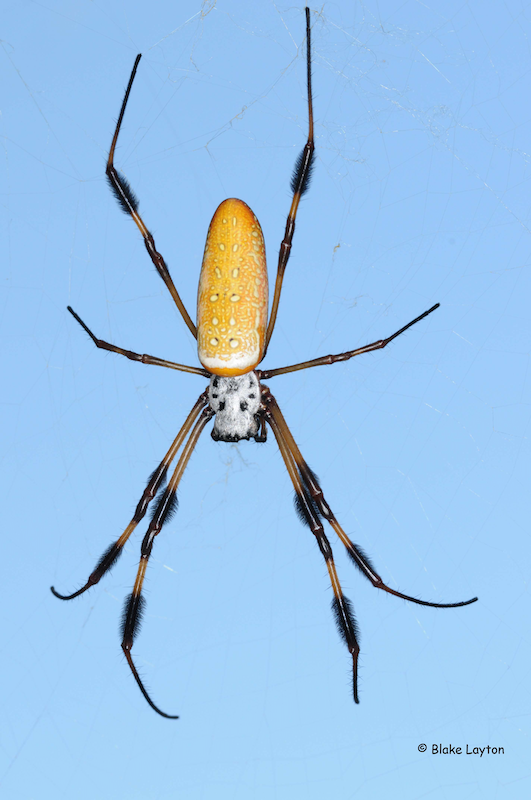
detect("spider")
(52, 8), (477, 718)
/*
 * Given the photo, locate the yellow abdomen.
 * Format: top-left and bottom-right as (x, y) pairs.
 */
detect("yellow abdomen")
(197, 198), (268, 376)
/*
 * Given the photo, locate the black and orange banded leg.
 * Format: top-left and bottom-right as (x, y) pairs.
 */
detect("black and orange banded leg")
(105, 54), (197, 339)
(264, 392), (361, 703)
(51, 391), (209, 602)
(264, 7), (315, 353)
(259, 303), (440, 379)
(267, 393), (478, 611)
(67, 307), (209, 377)
(120, 404), (214, 719)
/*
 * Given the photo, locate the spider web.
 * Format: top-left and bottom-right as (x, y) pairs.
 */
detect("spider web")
(1, 1), (529, 798)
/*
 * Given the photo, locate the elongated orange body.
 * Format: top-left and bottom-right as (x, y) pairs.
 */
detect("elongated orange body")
(197, 198), (268, 376)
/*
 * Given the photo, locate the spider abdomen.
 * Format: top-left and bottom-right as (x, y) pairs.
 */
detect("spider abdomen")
(197, 198), (268, 376)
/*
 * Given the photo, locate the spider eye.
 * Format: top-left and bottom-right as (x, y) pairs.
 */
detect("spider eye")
(240, 401), (248, 411)
(218, 401), (226, 411)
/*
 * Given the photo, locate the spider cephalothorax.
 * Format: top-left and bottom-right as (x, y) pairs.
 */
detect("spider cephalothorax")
(209, 373), (264, 442)
(52, 7), (477, 719)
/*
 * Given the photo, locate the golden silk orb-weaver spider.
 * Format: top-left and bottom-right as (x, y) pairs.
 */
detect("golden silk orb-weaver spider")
(51, 8), (478, 719)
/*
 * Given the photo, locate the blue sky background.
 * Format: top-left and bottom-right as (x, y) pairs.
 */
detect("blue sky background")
(1, 0), (530, 798)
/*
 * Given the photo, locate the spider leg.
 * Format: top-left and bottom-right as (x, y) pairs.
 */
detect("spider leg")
(263, 7), (315, 354)
(67, 307), (209, 377)
(106, 54), (197, 339)
(121, 404), (214, 719)
(264, 394), (361, 703)
(51, 391), (209, 601)
(259, 303), (440, 379)
(268, 392), (478, 609)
